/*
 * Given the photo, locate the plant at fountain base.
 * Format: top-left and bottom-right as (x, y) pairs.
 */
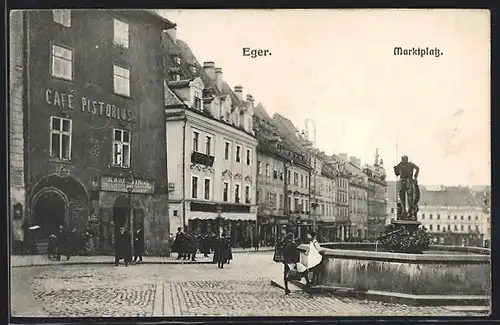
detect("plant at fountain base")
(378, 223), (431, 254)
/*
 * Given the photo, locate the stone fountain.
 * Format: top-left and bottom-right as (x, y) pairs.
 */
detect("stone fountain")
(292, 155), (490, 307)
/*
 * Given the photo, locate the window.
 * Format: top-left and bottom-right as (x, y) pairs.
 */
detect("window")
(287, 170), (291, 183)
(50, 117), (72, 160)
(173, 210), (178, 217)
(468, 225), (471, 231)
(294, 198), (299, 211)
(301, 175), (304, 187)
(273, 169), (278, 179)
(429, 225), (433, 231)
(204, 178), (211, 200)
(113, 19), (129, 48)
(421, 214), (425, 220)
(224, 142), (230, 160)
(173, 73), (181, 82)
(257, 161), (262, 175)
(454, 225), (458, 231)
(454, 215), (457, 220)
(112, 129), (131, 167)
(223, 182), (229, 202)
(173, 55), (181, 65)
(430, 214), (433, 220)
(246, 149), (252, 165)
(235, 184), (240, 203)
(53, 9), (71, 27)
(192, 131), (199, 152)
(305, 176), (309, 188)
(391, 208), (395, 214)
(437, 214), (440, 220)
(288, 196), (291, 211)
(437, 224), (440, 231)
(205, 136), (211, 155)
(460, 215), (464, 220)
(245, 185), (251, 203)
(235, 145), (241, 162)
(448, 225), (451, 230)
(476, 225), (480, 232)
(113, 65), (130, 97)
(191, 176), (198, 198)
(51, 44), (73, 81)
(475, 216), (479, 220)
(265, 164), (269, 177)
(448, 215), (451, 220)
(460, 224), (464, 231)
(301, 199), (305, 213)
(193, 90), (202, 109)
(468, 215), (471, 220)
(279, 195), (284, 209)
(294, 172), (299, 186)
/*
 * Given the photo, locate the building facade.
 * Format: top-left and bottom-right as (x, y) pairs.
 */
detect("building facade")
(10, 9), (173, 253)
(163, 29), (258, 246)
(418, 185), (487, 246)
(364, 152), (387, 239)
(335, 158), (351, 241)
(346, 158), (369, 238)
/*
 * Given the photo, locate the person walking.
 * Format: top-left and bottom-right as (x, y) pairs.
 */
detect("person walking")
(213, 231), (231, 269)
(133, 223), (144, 263)
(253, 233), (260, 251)
(115, 226), (132, 267)
(172, 227), (186, 260)
(304, 230), (323, 285)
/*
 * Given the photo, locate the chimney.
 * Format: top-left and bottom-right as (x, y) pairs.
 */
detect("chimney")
(356, 158), (361, 167)
(203, 61), (215, 81)
(234, 85), (243, 101)
(166, 27), (177, 44)
(350, 156), (357, 165)
(339, 153), (348, 162)
(215, 67), (223, 90)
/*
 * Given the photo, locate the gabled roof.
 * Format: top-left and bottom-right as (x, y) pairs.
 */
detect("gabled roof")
(419, 186), (480, 207)
(164, 83), (184, 106)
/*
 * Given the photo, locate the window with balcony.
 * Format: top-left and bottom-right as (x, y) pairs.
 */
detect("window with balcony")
(113, 19), (129, 48)
(191, 176), (198, 199)
(50, 117), (72, 160)
(53, 9), (71, 27)
(223, 181), (229, 202)
(192, 131), (199, 152)
(113, 65), (130, 97)
(112, 129), (130, 167)
(205, 136), (211, 156)
(51, 44), (73, 81)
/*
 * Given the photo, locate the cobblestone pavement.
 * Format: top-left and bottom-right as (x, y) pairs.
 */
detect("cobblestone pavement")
(11, 252), (487, 317)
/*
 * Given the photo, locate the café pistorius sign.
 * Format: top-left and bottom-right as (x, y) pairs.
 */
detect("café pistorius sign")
(100, 176), (155, 194)
(45, 89), (133, 121)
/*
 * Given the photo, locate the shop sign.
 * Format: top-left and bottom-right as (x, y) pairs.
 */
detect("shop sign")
(100, 176), (155, 194)
(45, 88), (133, 121)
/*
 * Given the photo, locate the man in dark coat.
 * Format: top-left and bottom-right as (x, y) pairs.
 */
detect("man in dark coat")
(173, 227), (186, 260)
(115, 226), (132, 266)
(253, 233), (260, 251)
(56, 225), (71, 261)
(133, 224), (144, 263)
(189, 232), (199, 261)
(280, 232), (309, 295)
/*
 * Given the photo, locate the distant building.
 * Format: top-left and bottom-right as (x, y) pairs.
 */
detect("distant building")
(385, 180), (398, 225)
(335, 154), (352, 240)
(346, 158), (369, 238)
(418, 185), (487, 246)
(363, 150), (387, 239)
(164, 32), (258, 246)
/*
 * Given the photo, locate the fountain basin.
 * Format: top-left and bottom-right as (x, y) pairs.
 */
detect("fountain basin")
(297, 243), (490, 306)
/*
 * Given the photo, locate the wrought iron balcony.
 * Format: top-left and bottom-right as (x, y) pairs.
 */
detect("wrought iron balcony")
(191, 151), (215, 167)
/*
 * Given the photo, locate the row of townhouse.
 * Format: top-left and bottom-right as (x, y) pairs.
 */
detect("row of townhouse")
(9, 9), (389, 252)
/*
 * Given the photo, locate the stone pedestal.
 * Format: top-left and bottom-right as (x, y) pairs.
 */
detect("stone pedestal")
(391, 219), (421, 233)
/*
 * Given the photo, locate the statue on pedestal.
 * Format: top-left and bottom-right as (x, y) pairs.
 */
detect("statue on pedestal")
(393, 155), (420, 220)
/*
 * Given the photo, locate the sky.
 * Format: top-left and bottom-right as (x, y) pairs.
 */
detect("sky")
(159, 9), (490, 186)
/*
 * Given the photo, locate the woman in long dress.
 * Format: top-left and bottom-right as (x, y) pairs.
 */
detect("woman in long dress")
(305, 230), (323, 285)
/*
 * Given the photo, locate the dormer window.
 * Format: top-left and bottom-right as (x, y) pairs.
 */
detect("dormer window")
(193, 90), (202, 109)
(172, 55), (181, 65)
(173, 73), (180, 81)
(189, 65), (197, 75)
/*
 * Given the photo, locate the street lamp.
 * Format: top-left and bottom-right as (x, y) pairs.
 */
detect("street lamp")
(126, 170), (135, 252)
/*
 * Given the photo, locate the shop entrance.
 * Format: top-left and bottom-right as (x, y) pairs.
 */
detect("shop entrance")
(113, 195), (129, 229)
(32, 189), (67, 238)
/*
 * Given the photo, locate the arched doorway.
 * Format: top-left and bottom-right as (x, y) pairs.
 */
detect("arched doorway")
(32, 189), (67, 238)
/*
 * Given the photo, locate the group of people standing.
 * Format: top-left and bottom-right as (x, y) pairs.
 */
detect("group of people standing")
(114, 224), (144, 267)
(275, 230), (323, 295)
(172, 228), (233, 268)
